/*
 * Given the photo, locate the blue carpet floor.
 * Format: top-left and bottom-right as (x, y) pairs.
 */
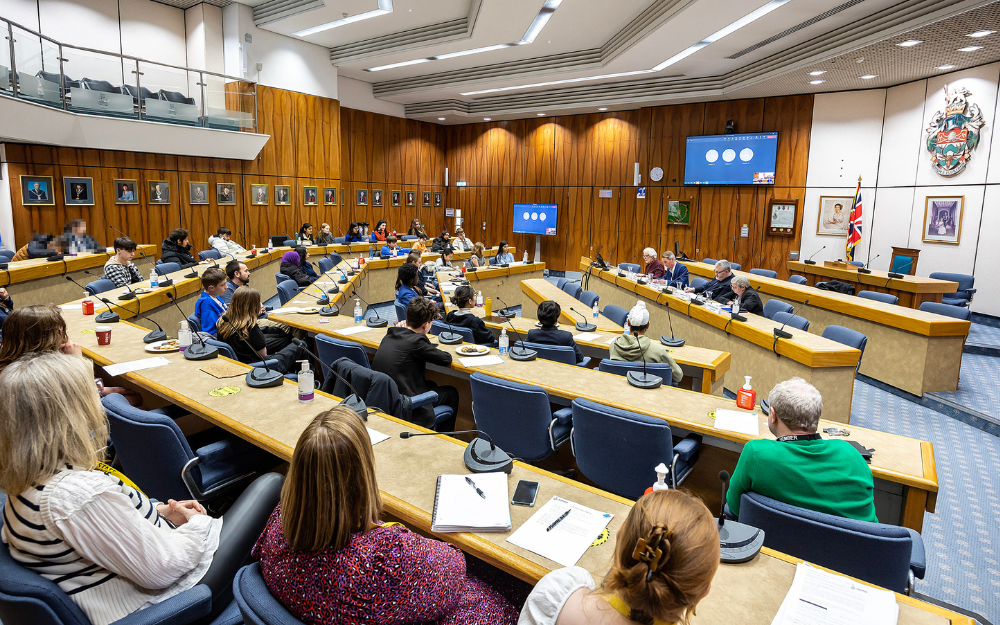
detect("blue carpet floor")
(969, 323), (1000, 348)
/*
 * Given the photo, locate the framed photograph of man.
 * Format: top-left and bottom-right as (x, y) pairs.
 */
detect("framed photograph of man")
(391, 190), (401, 207)
(356, 189), (368, 206)
(666, 200), (691, 225)
(422, 191), (432, 207)
(64, 177), (94, 206)
(147, 181), (170, 204)
(251, 184), (269, 206)
(816, 196), (852, 236)
(767, 198), (798, 236)
(20, 176), (55, 206)
(189, 182), (209, 205)
(114, 179), (139, 205)
(372, 189), (383, 207)
(303, 186), (318, 206)
(405, 191), (415, 207)
(275, 185), (291, 206)
(217, 183), (236, 205)
(433, 192), (442, 207)
(922, 196), (964, 244)
(323, 188), (337, 206)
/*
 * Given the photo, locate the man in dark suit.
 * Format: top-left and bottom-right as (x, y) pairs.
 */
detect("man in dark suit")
(372, 297), (458, 430)
(525, 300), (586, 364)
(28, 182), (47, 201)
(661, 251), (689, 288)
(686, 259), (735, 302)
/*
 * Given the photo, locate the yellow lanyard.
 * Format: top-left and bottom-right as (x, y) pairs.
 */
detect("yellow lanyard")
(95, 462), (146, 496)
(605, 595), (673, 625)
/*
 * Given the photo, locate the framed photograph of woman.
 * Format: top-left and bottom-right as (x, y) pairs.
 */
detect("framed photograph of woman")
(251, 184), (269, 206)
(148, 180), (170, 204)
(816, 196), (852, 236)
(356, 189), (368, 206)
(20, 176), (55, 206)
(114, 179), (139, 205)
(323, 188), (337, 206)
(666, 200), (690, 225)
(372, 189), (383, 207)
(391, 190), (401, 207)
(922, 196), (964, 244)
(405, 191), (415, 207)
(189, 182), (209, 205)
(275, 185), (291, 206)
(64, 177), (94, 206)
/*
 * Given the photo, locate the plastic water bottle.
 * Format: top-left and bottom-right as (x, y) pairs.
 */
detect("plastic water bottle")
(624, 319), (630, 335)
(297, 361), (314, 403)
(267, 239), (273, 253)
(178, 320), (191, 352)
(523, 250), (528, 263)
(354, 298), (362, 324)
(499, 328), (509, 355)
(476, 290), (484, 307)
(149, 268), (159, 289)
(592, 302), (599, 320)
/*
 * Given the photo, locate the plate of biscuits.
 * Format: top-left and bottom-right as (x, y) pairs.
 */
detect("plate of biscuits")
(145, 339), (180, 353)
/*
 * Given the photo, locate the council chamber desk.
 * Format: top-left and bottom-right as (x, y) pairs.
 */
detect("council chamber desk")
(682, 260), (970, 396)
(57, 308), (964, 625)
(787, 260), (958, 308)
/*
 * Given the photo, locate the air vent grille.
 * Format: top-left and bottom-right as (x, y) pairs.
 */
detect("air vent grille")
(727, 0), (868, 59)
(254, 0), (326, 26)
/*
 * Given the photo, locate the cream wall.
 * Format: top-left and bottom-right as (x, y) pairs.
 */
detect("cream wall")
(805, 63), (999, 317)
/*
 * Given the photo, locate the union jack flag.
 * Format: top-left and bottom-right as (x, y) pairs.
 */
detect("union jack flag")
(846, 179), (863, 261)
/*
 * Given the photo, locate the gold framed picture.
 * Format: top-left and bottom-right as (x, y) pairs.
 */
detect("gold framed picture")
(64, 177), (93, 206)
(767, 198), (798, 237)
(434, 192), (442, 207)
(275, 185), (291, 206)
(391, 190), (401, 207)
(217, 183), (236, 205)
(148, 180), (170, 204)
(20, 175), (55, 205)
(303, 186), (318, 206)
(422, 191), (431, 207)
(251, 184), (269, 206)
(114, 179), (139, 205)
(189, 182), (209, 205)
(323, 188), (337, 206)
(372, 189), (383, 207)
(816, 196), (852, 236)
(405, 191), (415, 207)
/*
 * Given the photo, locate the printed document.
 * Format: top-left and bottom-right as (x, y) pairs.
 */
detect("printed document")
(507, 496), (613, 567)
(772, 562), (898, 625)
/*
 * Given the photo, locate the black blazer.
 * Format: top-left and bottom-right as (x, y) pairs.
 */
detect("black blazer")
(445, 311), (495, 345)
(280, 261), (313, 287)
(734, 287), (764, 316)
(526, 326), (585, 364)
(160, 239), (197, 267)
(372, 326), (453, 427)
(695, 273), (736, 303)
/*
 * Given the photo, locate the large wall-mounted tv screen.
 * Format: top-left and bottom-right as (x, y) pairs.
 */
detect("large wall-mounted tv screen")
(684, 133), (778, 185)
(513, 203), (558, 235)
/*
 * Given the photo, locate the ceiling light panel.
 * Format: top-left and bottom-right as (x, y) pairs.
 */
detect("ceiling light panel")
(897, 39), (921, 46)
(957, 45), (983, 52)
(294, 0), (392, 37)
(968, 30), (994, 37)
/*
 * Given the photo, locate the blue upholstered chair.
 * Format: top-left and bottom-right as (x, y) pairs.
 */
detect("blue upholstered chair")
(738, 492), (925, 594)
(763, 299), (794, 320)
(857, 290), (898, 305)
(603, 304), (628, 327)
(620, 262), (641, 273)
(847, 260), (864, 267)
(430, 320), (475, 343)
(579, 290), (600, 308)
(517, 341), (590, 367)
(101, 394), (274, 503)
(316, 334), (370, 369)
(689, 276), (709, 290)
(84, 278), (116, 296)
(788, 275), (808, 285)
(198, 250), (222, 262)
(282, 239), (295, 247)
(318, 257), (334, 274)
(489, 256), (498, 266)
(275, 272), (290, 285)
(821, 325), (867, 370)
(395, 301), (408, 323)
(0, 250), (14, 262)
(918, 301), (971, 320)
(555, 277), (570, 289)
(570, 398), (701, 499)
(772, 311), (810, 331)
(234, 563), (304, 625)
(187, 312), (202, 333)
(276, 280), (302, 306)
(929, 272), (976, 307)
(333, 237), (346, 244)
(702, 258), (717, 265)
(730, 262), (742, 271)
(400, 235), (417, 241)
(597, 359), (677, 387)
(327, 252), (344, 267)
(561, 281), (582, 299)
(749, 268), (777, 278)
(470, 373), (573, 462)
(156, 262), (181, 276)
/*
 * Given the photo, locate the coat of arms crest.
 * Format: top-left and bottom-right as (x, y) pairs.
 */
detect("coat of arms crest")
(924, 85), (985, 176)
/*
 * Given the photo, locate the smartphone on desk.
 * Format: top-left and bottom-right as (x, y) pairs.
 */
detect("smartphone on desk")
(511, 480), (539, 507)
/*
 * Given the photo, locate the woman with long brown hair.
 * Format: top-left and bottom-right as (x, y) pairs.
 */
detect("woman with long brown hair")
(253, 406), (518, 625)
(216, 286), (306, 374)
(519, 489), (719, 625)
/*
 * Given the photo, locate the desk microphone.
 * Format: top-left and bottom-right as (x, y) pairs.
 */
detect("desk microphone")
(290, 339), (367, 417)
(803, 246), (826, 265)
(627, 334), (662, 389)
(351, 291), (388, 328)
(856, 254), (879, 275)
(772, 299), (809, 341)
(299, 287), (340, 316)
(298, 287), (331, 306)
(220, 314), (283, 388)
(495, 297), (536, 361)
(717, 470), (764, 563)
(93, 297), (121, 323)
(319, 270), (342, 294)
(99, 296), (144, 327)
(70, 276), (163, 342)
(85, 268), (136, 301)
(886, 257), (913, 282)
(165, 292), (218, 360)
(569, 306), (597, 332)
(400, 429), (513, 474)
(436, 312), (465, 345)
(656, 295), (685, 348)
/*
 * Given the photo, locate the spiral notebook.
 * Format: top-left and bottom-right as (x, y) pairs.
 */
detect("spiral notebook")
(431, 473), (511, 533)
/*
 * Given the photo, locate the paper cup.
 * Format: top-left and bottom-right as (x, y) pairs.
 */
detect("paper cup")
(95, 326), (112, 345)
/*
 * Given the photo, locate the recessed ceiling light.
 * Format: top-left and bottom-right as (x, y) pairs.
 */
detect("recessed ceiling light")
(957, 45), (983, 52)
(438, 117), (445, 121)
(483, 117), (491, 121)
(598, 107), (608, 111)
(809, 80), (825, 85)
(537, 113), (545, 116)
(936, 64), (956, 70)
(860, 74), (877, 79)
(809, 70), (826, 76)
(897, 40), (921, 47)
(295, 0), (392, 36)
(968, 30), (994, 37)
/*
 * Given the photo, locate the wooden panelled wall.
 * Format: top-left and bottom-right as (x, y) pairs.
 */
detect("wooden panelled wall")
(7, 89), (812, 277)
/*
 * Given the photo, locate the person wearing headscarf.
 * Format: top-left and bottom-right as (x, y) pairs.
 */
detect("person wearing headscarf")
(280, 250), (313, 287)
(609, 301), (682, 385)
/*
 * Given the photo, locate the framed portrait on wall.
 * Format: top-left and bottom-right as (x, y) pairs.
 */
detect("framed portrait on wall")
(372, 189), (383, 207)
(114, 179), (139, 205)
(405, 191), (415, 207)
(422, 191), (431, 207)
(922, 196), (964, 244)
(303, 186), (318, 206)
(356, 189), (368, 206)
(391, 190), (401, 207)
(816, 196), (852, 236)
(64, 177), (94, 206)
(20, 176), (55, 206)
(324, 188), (337, 206)
(189, 182), (209, 205)
(666, 200), (691, 225)
(275, 185), (291, 206)
(251, 184), (269, 205)
(434, 192), (442, 207)
(767, 198), (798, 236)
(217, 183), (236, 205)
(148, 180), (170, 204)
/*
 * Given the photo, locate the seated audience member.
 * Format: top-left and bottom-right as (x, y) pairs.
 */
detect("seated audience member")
(520, 489), (718, 625)
(0, 351), (283, 625)
(381, 235), (406, 258)
(280, 249), (314, 287)
(161, 228), (197, 267)
(494, 240), (515, 265)
(685, 259), (735, 302)
(395, 264), (422, 311)
(373, 297), (458, 430)
(434, 246), (456, 269)
(208, 227), (247, 256)
(223, 260), (249, 305)
(224, 260), (293, 349)
(726, 377), (877, 522)
(253, 407), (517, 625)
(296, 246), (319, 280)
(642, 247), (665, 279)
(0, 287), (12, 329)
(407, 218), (427, 238)
(64, 219), (100, 254)
(102, 237), (143, 288)
(727, 275), (763, 316)
(372, 219), (389, 242)
(413, 234), (430, 254)
(446, 286), (495, 345)
(610, 302), (682, 385)
(0, 305), (141, 405)
(314, 223), (335, 246)
(526, 300), (585, 365)
(15, 233), (58, 260)
(430, 230), (451, 253)
(451, 227), (473, 252)
(662, 251), (689, 288)
(296, 223), (314, 246)
(217, 287), (305, 373)
(408, 252), (441, 300)
(345, 222), (364, 243)
(467, 242), (487, 269)
(194, 268), (228, 335)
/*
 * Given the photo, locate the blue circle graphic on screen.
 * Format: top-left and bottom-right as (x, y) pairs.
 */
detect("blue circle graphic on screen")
(723, 149), (736, 162)
(740, 148), (754, 162)
(531, 212), (538, 220)
(706, 149), (719, 163)
(684, 133), (779, 185)
(513, 203), (558, 235)
(540, 212), (547, 221)
(523, 211), (530, 221)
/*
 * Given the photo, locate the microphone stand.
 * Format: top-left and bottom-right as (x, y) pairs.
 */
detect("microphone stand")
(627, 334), (662, 389)
(399, 429), (513, 474)
(857, 254), (879, 275)
(83, 268), (136, 301)
(352, 291), (388, 328)
(220, 314), (283, 388)
(886, 257), (913, 282)
(655, 292), (686, 347)
(717, 469), (764, 563)
(94, 297), (121, 323)
(772, 299), (810, 355)
(569, 306), (597, 332)
(803, 245), (826, 265)
(290, 339), (368, 417)
(72, 276), (165, 342)
(165, 292), (218, 360)
(495, 297), (536, 361)
(436, 314), (465, 345)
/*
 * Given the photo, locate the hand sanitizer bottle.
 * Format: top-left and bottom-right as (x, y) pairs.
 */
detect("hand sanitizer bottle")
(149, 268), (158, 289)
(178, 320), (191, 352)
(354, 298), (362, 324)
(624, 319), (630, 335)
(498, 328), (509, 355)
(736, 376), (757, 410)
(652, 463), (669, 492)
(476, 290), (484, 307)
(297, 361), (314, 403)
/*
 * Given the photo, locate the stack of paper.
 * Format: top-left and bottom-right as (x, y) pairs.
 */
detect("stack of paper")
(714, 408), (761, 436)
(771, 562), (899, 625)
(573, 332), (601, 342)
(507, 496), (614, 567)
(431, 473), (511, 533)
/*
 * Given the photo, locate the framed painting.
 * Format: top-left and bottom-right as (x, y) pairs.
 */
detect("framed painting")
(64, 177), (94, 206)
(922, 196), (964, 244)
(148, 180), (170, 204)
(20, 176), (55, 206)
(816, 196), (852, 236)
(114, 179), (139, 205)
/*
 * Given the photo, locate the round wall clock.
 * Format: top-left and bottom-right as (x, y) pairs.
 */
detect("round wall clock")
(650, 167), (664, 182)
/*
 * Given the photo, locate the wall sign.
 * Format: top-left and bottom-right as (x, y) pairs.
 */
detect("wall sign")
(599, 189), (612, 198)
(924, 85), (984, 177)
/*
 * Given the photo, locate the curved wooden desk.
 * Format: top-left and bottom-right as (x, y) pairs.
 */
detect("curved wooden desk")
(787, 260), (957, 308)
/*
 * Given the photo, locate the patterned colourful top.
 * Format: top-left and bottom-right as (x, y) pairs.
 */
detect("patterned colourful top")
(252, 506), (518, 625)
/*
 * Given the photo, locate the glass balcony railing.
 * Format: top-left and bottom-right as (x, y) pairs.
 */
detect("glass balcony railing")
(1, 15), (257, 132)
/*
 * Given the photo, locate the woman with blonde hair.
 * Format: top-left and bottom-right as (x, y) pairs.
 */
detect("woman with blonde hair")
(519, 489), (719, 625)
(216, 286), (305, 374)
(253, 407), (518, 625)
(0, 352), (283, 625)
(467, 242), (487, 269)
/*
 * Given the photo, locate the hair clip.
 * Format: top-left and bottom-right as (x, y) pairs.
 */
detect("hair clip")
(632, 537), (663, 582)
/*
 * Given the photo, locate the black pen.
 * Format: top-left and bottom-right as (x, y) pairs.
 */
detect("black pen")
(465, 476), (486, 499)
(546, 509), (571, 532)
